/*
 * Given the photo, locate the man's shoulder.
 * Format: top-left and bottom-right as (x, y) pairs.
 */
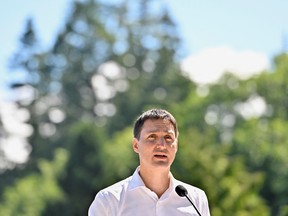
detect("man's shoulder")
(98, 176), (132, 198)
(89, 176), (133, 215)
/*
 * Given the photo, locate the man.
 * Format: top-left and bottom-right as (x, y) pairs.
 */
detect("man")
(88, 108), (211, 215)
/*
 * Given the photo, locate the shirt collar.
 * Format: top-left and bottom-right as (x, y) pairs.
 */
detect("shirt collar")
(128, 166), (146, 190)
(128, 166), (177, 192)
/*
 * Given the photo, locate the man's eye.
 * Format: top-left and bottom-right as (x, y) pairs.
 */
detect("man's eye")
(165, 135), (173, 141)
(148, 135), (156, 139)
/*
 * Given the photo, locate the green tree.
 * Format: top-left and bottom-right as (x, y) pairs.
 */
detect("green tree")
(104, 0), (194, 132)
(171, 52), (288, 215)
(231, 53), (288, 215)
(172, 126), (269, 216)
(0, 148), (68, 216)
(53, 122), (108, 215)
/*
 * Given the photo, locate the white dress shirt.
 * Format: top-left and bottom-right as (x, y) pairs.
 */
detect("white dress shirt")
(88, 167), (211, 216)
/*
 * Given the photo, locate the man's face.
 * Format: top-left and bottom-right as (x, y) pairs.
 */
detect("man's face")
(133, 118), (178, 170)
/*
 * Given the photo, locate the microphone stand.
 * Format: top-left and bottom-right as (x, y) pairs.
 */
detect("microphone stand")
(175, 185), (202, 216)
(184, 194), (202, 216)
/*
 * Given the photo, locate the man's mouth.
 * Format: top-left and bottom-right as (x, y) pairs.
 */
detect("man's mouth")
(154, 154), (167, 159)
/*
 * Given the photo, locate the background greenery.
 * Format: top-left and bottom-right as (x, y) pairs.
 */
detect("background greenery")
(0, 0), (287, 215)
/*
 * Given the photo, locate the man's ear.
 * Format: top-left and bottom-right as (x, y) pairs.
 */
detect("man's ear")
(132, 138), (139, 153)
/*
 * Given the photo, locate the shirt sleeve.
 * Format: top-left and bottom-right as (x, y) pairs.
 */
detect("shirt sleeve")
(88, 192), (110, 216)
(200, 191), (211, 216)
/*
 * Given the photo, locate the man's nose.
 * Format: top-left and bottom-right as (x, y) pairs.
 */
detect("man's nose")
(156, 137), (166, 147)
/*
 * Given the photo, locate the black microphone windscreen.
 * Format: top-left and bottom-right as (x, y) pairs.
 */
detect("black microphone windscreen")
(175, 185), (188, 197)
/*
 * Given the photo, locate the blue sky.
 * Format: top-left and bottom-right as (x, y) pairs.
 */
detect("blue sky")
(1, 0), (288, 94)
(167, 0), (288, 57)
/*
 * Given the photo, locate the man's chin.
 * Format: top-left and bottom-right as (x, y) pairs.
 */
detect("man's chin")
(152, 161), (170, 168)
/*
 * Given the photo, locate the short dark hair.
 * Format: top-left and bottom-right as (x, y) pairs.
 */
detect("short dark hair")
(133, 108), (178, 139)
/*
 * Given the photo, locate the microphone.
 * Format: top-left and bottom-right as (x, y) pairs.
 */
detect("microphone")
(175, 185), (202, 216)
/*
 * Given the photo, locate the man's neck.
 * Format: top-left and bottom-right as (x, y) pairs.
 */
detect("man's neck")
(138, 166), (171, 198)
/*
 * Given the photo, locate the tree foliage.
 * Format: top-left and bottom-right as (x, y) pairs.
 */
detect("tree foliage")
(0, 148), (67, 216)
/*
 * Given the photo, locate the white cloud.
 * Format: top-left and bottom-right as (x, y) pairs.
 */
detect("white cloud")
(180, 46), (270, 84)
